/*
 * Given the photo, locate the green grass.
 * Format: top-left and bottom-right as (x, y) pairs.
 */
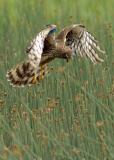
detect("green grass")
(0, 0), (114, 159)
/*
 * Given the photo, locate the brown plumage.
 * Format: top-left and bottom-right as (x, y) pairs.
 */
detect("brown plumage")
(56, 24), (105, 64)
(7, 62), (48, 86)
(6, 24), (105, 87)
(6, 24), (71, 87)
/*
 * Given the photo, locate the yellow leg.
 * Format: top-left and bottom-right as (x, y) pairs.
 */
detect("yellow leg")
(39, 74), (44, 81)
(31, 74), (37, 84)
(39, 65), (45, 81)
(31, 65), (48, 84)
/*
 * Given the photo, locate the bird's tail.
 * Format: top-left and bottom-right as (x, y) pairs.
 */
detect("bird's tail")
(6, 61), (48, 87)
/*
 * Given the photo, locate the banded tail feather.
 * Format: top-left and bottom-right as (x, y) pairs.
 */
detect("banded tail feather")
(6, 61), (48, 87)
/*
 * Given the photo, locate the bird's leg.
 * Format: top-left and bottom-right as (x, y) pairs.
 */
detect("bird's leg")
(31, 73), (37, 84)
(31, 67), (40, 84)
(38, 65), (47, 81)
(39, 66), (44, 81)
(31, 64), (46, 84)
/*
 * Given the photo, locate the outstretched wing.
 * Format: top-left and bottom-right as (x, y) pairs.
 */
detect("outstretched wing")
(57, 24), (105, 64)
(6, 25), (57, 87)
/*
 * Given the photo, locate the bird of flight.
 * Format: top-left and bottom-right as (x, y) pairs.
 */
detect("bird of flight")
(6, 24), (105, 87)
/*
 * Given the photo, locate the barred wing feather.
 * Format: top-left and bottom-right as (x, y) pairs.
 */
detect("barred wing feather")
(26, 24), (56, 66)
(65, 24), (105, 64)
(6, 25), (56, 86)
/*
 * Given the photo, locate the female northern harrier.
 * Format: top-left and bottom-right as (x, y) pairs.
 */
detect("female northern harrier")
(6, 24), (104, 87)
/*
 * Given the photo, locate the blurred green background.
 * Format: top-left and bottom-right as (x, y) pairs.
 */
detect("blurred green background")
(0, 0), (114, 159)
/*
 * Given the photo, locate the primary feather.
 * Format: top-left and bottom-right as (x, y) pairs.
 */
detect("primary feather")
(57, 24), (105, 64)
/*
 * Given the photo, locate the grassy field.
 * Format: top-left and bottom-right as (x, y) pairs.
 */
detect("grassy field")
(0, 0), (114, 159)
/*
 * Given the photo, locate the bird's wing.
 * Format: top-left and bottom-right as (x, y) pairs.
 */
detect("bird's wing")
(26, 24), (56, 67)
(57, 24), (105, 64)
(6, 25), (57, 87)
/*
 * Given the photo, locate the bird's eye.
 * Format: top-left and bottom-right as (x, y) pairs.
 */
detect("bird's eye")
(49, 28), (56, 35)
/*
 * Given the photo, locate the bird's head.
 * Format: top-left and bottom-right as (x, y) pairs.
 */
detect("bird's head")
(45, 24), (57, 35)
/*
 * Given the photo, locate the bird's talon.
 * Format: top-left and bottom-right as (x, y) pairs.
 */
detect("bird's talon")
(39, 74), (44, 80)
(32, 74), (37, 84)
